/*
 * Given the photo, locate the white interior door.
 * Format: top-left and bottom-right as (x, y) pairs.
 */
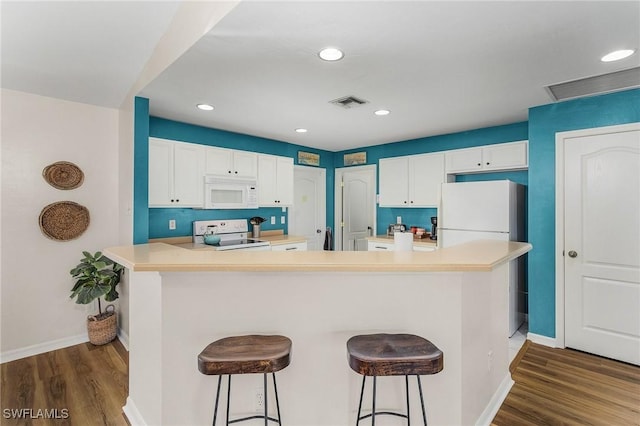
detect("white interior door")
(336, 166), (376, 251)
(564, 126), (640, 365)
(290, 166), (326, 250)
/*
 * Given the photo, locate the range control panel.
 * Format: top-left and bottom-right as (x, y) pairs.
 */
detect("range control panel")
(192, 219), (249, 237)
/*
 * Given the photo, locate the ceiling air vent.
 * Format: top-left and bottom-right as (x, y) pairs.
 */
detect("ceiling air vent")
(546, 67), (640, 101)
(330, 95), (369, 109)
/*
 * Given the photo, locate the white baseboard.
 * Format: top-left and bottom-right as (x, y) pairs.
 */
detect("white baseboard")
(117, 327), (130, 351)
(0, 333), (88, 364)
(123, 397), (146, 426)
(527, 332), (557, 348)
(475, 373), (514, 426)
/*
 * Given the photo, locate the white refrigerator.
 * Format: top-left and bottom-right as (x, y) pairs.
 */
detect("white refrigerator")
(439, 180), (526, 336)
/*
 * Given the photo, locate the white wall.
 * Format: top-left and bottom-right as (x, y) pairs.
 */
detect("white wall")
(1, 89), (121, 360)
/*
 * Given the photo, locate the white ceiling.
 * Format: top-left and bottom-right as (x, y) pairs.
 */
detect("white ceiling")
(3, 1), (639, 152)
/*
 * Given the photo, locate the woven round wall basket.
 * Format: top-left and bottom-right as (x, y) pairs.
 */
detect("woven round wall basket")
(42, 161), (84, 190)
(87, 305), (117, 345)
(39, 201), (90, 241)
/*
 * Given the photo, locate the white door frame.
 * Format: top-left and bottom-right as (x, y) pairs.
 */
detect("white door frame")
(334, 165), (377, 251)
(555, 122), (640, 348)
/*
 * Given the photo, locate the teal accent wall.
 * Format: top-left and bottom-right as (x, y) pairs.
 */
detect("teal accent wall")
(333, 122), (529, 233)
(133, 97), (150, 244)
(142, 116), (334, 240)
(527, 88), (640, 338)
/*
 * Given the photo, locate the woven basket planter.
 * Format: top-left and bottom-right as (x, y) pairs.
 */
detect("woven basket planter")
(87, 304), (117, 345)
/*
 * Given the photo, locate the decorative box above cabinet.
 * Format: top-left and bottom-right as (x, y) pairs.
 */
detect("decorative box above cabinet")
(257, 154), (294, 206)
(149, 138), (205, 208)
(445, 141), (528, 174)
(205, 146), (257, 179)
(379, 152), (445, 208)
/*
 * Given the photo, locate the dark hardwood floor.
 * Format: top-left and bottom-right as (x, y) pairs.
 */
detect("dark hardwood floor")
(1, 340), (128, 426)
(493, 341), (640, 425)
(2, 338), (639, 425)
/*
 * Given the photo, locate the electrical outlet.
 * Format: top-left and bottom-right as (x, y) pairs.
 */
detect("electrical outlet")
(270, 216), (276, 225)
(255, 387), (264, 412)
(169, 219), (176, 230)
(280, 216), (285, 224)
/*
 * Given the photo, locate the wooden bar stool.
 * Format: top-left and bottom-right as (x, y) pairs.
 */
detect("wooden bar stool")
(198, 335), (292, 426)
(347, 333), (443, 425)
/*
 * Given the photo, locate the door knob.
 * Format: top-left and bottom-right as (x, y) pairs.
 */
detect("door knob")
(568, 250), (578, 258)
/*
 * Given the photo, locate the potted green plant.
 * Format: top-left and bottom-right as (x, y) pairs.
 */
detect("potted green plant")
(70, 251), (123, 345)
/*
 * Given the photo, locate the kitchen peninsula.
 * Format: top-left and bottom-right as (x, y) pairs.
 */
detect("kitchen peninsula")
(104, 240), (531, 426)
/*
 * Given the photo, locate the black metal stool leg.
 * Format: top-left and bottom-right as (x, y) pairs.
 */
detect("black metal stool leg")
(371, 376), (376, 426)
(356, 375), (366, 425)
(416, 375), (427, 426)
(226, 375), (232, 426)
(263, 373), (268, 426)
(405, 375), (410, 426)
(213, 375), (223, 426)
(272, 373), (282, 425)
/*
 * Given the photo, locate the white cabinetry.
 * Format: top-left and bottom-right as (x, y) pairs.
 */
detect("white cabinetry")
(367, 241), (394, 251)
(204, 146), (257, 179)
(379, 153), (445, 207)
(149, 138), (204, 208)
(258, 154), (294, 206)
(367, 241), (436, 252)
(445, 141), (528, 174)
(271, 241), (308, 251)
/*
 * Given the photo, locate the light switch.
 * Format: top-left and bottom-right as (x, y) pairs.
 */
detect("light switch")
(270, 216), (276, 225)
(169, 219), (176, 230)
(280, 216), (285, 224)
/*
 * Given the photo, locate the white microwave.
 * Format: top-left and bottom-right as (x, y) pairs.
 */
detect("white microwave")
(203, 175), (258, 209)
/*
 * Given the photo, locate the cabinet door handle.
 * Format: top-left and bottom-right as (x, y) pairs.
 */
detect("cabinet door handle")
(410, 200), (414, 204)
(404, 201), (407, 204)
(486, 162), (490, 165)
(234, 171), (238, 174)
(285, 247), (297, 251)
(477, 162), (481, 166)
(375, 246), (388, 250)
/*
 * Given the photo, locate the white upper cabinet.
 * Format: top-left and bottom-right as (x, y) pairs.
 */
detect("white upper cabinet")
(445, 140), (528, 174)
(258, 154), (294, 206)
(204, 146), (257, 179)
(149, 138), (205, 208)
(379, 152), (445, 207)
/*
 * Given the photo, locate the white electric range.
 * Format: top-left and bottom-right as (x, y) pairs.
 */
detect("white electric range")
(192, 219), (271, 251)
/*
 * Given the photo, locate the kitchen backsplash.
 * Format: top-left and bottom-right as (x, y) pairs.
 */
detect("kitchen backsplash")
(149, 207), (288, 239)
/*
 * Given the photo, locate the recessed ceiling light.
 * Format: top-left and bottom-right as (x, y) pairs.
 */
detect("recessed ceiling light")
(295, 128), (308, 133)
(374, 109), (390, 116)
(601, 49), (635, 62)
(318, 47), (344, 61)
(197, 104), (214, 111)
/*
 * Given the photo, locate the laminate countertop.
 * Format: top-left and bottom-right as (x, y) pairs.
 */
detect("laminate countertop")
(104, 239), (531, 273)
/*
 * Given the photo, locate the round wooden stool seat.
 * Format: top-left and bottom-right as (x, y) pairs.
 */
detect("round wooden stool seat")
(347, 333), (443, 376)
(198, 334), (292, 376)
(347, 333), (444, 425)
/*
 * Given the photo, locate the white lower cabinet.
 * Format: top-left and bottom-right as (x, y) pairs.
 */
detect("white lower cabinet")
(367, 241), (436, 252)
(271, 242), (308, 251)
(367, 241), (394, 251)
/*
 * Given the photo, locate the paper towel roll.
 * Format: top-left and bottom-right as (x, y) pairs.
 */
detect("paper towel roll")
(394, 232), (413, 251)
